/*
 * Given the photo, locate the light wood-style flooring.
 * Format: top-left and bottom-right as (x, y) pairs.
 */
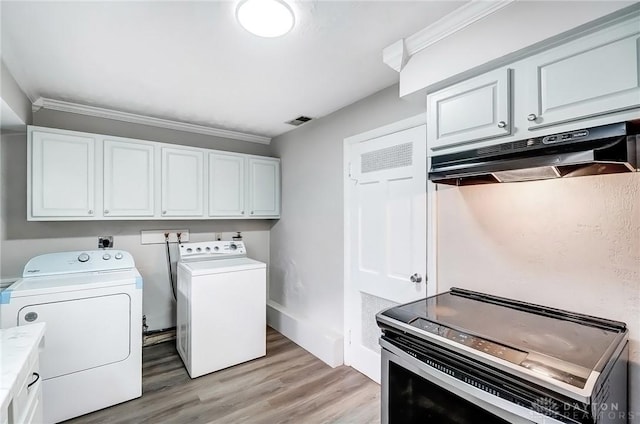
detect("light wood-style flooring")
(65, 327), (380, 424)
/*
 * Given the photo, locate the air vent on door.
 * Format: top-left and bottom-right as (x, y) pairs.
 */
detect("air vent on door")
(285, 116), (312, 126)
(361, 142), (413, 173)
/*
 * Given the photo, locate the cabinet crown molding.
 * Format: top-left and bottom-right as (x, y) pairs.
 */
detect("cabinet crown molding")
(383, 0), (514, 72)
(31, 97), (272, 145)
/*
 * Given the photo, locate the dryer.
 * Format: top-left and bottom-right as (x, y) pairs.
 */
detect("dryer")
(0, 250), (142, 423)
(177, 241), (266, 378)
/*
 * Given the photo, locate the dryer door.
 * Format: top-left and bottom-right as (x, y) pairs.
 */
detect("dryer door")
(19, 294), (131, 380)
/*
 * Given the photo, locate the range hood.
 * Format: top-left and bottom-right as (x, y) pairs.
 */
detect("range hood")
(429, 121), (640, 185)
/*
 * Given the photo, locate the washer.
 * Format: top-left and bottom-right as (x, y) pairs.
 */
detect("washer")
(177, 240), (266, 378)
(0, 250), (142, 424)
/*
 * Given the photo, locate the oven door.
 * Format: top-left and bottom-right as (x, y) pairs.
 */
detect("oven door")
(381, 345), (565, 424)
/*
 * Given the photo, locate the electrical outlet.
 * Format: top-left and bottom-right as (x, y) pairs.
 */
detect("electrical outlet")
(98, 236), (113, 249)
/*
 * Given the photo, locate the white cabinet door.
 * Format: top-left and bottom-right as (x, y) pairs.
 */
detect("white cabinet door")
(524, 17), (640, 129)
(208, 152), (245, 217)
(161, 147), (204, 217)
(30, 131), (96, 218)
(248, 157), (280, 217)
(428, 67), (511, 150)
(103, 139), (155, 217)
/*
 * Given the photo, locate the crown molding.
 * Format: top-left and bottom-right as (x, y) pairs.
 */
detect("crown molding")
(383, 0), (515, 72)
(31, 97), (272, 144)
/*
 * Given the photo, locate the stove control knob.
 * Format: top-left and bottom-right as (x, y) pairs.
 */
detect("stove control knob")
(229, 243), (237, 251)
(78, 253), (90, 263)
(115, 252), (124, 260)
(103, 253), (111, 260)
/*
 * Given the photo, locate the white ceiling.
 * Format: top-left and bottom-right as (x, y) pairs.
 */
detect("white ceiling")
(1, 1), (466, 139)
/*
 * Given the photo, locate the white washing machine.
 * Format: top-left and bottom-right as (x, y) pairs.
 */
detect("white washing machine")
(0, 250), (142, 423)
(177, 240), (266, 378)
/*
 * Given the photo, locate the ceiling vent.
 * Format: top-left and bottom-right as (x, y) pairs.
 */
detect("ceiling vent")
(285, 116), (312, 126)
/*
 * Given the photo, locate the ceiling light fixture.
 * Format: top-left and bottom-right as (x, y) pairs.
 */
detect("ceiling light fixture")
(236, 0), (295, 38)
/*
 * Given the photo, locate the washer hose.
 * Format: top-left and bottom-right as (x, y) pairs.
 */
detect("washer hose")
(164, 233), (177, 301)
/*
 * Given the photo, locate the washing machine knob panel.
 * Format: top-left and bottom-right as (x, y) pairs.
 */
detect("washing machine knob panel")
(78, 253), (90, 263)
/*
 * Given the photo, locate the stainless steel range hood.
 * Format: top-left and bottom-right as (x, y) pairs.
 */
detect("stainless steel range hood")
(428, 121), (640, 185)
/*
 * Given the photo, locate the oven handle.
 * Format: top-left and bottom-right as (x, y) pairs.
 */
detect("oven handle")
(381, 340), (566, 424)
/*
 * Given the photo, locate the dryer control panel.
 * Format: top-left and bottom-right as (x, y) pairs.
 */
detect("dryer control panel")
(22, 250), (135, 277)
(178, 241), (247, 262)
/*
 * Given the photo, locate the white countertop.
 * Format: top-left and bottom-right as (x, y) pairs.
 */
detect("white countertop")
(0, 323), (46, 412)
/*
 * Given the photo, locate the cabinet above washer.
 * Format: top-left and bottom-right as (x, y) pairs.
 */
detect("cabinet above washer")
(27, 126), (280, 221)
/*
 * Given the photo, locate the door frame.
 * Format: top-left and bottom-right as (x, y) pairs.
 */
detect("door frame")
(342, 113), (438, 371)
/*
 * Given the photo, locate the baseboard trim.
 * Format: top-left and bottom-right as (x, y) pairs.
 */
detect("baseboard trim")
(267, 300), (343, 368)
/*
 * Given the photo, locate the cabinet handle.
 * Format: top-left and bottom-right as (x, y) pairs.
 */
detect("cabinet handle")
(241, 211), (245, 214)
(104, 209), (109, 214)
(497, 121), (507, 129)
(28, 372), (40, 389)
(88, 210), (93, 215)
(250, 211), (254, 215)
(162, 210), (167, 215)
(527, 114), (538, 122)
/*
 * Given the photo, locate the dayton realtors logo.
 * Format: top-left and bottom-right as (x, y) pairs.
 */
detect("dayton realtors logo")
(530, 396), (635, 422)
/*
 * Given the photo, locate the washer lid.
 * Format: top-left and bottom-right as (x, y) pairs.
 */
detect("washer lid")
(179, 257), (266, 276)
(4, 269), (140, 299)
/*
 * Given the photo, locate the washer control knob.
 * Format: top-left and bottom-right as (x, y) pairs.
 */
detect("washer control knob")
(103, 253), (111, 260)
(229, 243), (237, 251)
(186, 248), (193, 253)
(114, 252), (124, 260)
(205, 247), (211, 252)
(214, 246), (219, 251)
(78, 253), (90, 262)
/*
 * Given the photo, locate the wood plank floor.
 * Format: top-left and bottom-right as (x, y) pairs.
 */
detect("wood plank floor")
(65, 327), (381, 424)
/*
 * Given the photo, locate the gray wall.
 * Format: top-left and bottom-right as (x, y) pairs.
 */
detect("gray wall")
(1, 110), (275, 331)
(437, 174), (640, 415)
(268, 84), (426, 336)
(1, 60), (32, 125)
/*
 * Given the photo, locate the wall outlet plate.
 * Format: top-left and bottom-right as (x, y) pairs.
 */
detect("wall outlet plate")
(98, 236), (113, 249)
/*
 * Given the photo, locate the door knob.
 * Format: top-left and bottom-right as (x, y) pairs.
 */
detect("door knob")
(410, 273), (423, 283)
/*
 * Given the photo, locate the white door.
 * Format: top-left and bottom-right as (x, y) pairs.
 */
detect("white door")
(30, 131), (96, 218)
(209, 152), (245, 217)
(103, 139), (155, 217)
(248, 157), (280, 217)
(161, 147), (204, 217)
(345, 124), (427, 383)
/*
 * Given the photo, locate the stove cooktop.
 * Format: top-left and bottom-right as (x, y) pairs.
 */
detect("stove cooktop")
(378, 288), (628, 389)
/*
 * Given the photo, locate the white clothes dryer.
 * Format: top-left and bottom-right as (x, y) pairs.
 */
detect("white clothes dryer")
(177, 241), (266, 378)
(0, 250), (142, 423)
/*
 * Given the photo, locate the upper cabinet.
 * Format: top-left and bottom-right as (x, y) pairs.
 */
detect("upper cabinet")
(427, 13), (640, 155)
(27, 126), (280, 221)
(428, 68), (511, 149)
(104, 139), (155, 217)
(209, 152), (245, 217)
(524, 17), (640, 129)
(248, 157), (281, 217)
(161, 147), (205, 218)
(30, 130), (96, 218)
